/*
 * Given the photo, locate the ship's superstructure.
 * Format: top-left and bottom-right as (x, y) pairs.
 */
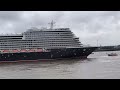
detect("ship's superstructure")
(0, 21), (82, 50)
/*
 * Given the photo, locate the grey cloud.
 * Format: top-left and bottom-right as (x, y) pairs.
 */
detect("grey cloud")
(0, 11), (119, 46)
(0, 11), (23, 21)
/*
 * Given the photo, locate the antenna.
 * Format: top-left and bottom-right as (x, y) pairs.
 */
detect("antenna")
(48, 20), (55, 29)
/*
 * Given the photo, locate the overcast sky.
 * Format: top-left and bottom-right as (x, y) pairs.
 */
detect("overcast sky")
(0, 11), (120, 46)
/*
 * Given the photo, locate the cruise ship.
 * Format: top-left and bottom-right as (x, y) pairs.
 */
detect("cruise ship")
(0, 21), (97, 62)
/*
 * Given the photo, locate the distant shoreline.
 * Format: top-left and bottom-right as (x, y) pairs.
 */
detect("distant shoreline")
(94, 50), (120, 52)
(93, 45), (120, 52)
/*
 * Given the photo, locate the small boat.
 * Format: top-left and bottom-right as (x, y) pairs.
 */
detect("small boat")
(108, 53), (118, 56)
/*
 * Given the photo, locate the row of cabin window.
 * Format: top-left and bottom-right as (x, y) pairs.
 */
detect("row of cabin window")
(0, 42), (78, 45)
(25, 36), (72, 38)
(0, 44), (74, 48)
(0, 40), (78, 43)
(25, 32), (71, 35)
(0, 43), (80, 47)
(0, 39), (73, 42)
(0, 46), (79, 49)
(26, 37), (73, 39)
(25, 34), (73, 36)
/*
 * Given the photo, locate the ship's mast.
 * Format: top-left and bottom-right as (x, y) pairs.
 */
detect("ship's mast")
(49, 20), (55, 29)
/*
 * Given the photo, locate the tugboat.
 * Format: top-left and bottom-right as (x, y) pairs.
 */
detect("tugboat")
(108, 53), (118, 56)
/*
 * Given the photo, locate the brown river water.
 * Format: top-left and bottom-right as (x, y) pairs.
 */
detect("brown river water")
(0, 51), (120, 79)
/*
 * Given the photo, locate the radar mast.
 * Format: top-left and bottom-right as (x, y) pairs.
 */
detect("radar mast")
(48, 20), (55, 29)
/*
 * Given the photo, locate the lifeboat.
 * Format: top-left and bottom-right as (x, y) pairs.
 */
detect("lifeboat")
(20, 49), (28, 52)
(3, 50), (10, 53)
(12, 49), (19, 53)
(27, 49), (35, 52)
(108, 53), (118, 56)
(36, 49), (43, 52)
